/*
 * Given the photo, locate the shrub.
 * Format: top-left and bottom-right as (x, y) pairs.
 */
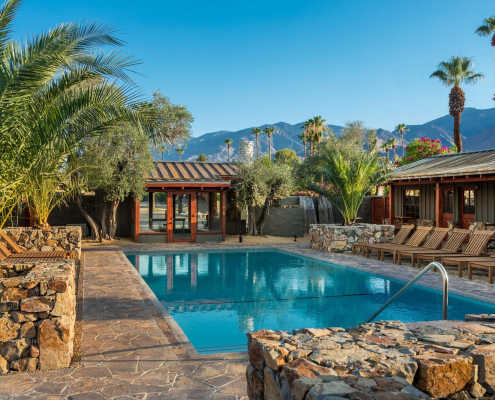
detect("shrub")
(397, 138), (456, 166)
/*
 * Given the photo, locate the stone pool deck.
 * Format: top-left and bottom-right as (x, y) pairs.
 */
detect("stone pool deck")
(1, 242), (495, 399)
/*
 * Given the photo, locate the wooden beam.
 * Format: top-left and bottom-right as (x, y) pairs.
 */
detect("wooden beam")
(391, 175), (495, 185)
(145, 182), (231, 188)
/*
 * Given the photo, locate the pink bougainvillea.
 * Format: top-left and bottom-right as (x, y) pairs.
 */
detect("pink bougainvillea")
(395, 138), (456, 166)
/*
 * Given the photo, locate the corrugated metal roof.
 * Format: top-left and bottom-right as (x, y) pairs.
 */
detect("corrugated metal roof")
(147, 161), (237, 183)
(392, 149), (495, 181)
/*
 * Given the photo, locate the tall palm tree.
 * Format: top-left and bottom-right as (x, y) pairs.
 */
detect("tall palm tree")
(224, 138), (233, 162)
(301, 119), (313, 154)
(297, 133), (308, 161)
(381, 141), (391, 162)
(430, 56), (484, 152)
(476, 17), (495, 48)
(264, 127), (275, 160)
(251, 128), (262, 159)
(389, 138), (398, 160)
(176, 147), (184, 161)
(395, 124), (410, 157)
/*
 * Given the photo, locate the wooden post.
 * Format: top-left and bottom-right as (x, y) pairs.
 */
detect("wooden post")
(134, 197), (140, 243)
(435, 183), (441, 227)
(221, 191), (226, 241)
(167, 192), (173, 242)
(388, 184), (395, 225)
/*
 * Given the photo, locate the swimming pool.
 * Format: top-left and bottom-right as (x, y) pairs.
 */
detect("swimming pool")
(125, 249), (495, 354)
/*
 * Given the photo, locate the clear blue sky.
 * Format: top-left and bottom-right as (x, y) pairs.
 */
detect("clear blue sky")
(13, 0), (495, 136)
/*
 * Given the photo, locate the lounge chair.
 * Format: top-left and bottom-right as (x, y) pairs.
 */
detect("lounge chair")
(468, 259), (495, 284)
(0, 231), (67, 262)
(439, 230), (495, 277)
(413, 228), (472, 268)
(396, 227), (450, 267)
(352, 224), (414, 257)
(367, 226), (433, 263)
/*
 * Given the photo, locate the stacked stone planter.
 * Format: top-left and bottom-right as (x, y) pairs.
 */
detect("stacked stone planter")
(0, 261), (76, 374)
(246, 315), (495, 399)
(309, 224), (395, 253)
(1, 226), (82, 260)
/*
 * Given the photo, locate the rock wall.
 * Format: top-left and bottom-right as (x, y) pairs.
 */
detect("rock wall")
(1, 227), (82, 260)
(246, 315), (495, 399)
(309, 224), (395, 253)
(0, 261), (76, 374)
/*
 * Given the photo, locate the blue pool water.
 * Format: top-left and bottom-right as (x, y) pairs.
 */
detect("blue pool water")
(125, 250), (495, 354)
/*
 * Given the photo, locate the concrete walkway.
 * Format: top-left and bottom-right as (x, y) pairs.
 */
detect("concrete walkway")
(0, 250), (248, 400)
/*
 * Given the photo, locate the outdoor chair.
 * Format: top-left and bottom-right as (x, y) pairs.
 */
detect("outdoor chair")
(396, 227), (450, 267)
(468, 258), (495, 284)
(366, 226), (432, 263)
(439, 230), (495, 277)
(352, 224), (414, 257)
(413, 228), (472, 268)
(0, 231), (67, 262)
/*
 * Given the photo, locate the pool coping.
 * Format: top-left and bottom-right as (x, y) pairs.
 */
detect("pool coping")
(120, 244), (495, 358)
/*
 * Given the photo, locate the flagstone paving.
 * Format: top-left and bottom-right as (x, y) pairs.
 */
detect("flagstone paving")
(1, 241), (495, 400)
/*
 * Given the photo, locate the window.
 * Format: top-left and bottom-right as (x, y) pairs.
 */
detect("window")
(463, 189), (475, 215)
(197, 192), (222, 232)
(442, 190), (454, 214)
(140, 192), (167, 232)
(403, 189), (420, 218)
(226, 190), (237, 220)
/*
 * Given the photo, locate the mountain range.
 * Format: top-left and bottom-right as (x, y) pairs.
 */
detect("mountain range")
(157, 107), (495, 162)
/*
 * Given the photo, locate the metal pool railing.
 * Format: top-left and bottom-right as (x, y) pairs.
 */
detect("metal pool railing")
(364, 261), (449, 323)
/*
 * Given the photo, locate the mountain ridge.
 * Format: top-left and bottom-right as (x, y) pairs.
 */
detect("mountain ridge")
(157, 107), (495, 162)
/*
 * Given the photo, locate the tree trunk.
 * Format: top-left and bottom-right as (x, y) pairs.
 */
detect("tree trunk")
(303, 141), (306, 161)
(453, 112), (462, 152)
(401, 133), (405, 157)
(393, 148), (396, 160)
(75, 194), (101, 240)
(256, 136), (259, 159)
(109, 199), (120, 239)
(247, 206), (256, 236)
(101, 201), (109, 240)
(386, 149), (389, 162)
(228, 146), (230, 162)
(268, 135), (271, 161)
(256, 198), (271, 236)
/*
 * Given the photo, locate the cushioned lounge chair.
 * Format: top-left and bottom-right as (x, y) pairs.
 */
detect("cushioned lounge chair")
(395, 227), (450, 267)
(413, 228), (472, 268)
(439, 230), (495, 277)
(352, 224), (414, 257)
(368, 226), (433, 263)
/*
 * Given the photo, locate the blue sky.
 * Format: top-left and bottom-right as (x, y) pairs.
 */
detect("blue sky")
(14, 0), (495, 136)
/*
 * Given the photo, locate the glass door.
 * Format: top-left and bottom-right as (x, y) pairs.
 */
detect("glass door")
(171, 193), (196, 241)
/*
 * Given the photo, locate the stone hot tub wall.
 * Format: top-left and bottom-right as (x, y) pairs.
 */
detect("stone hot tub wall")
(309, 223), (395, 253)
(246, 315), (495, 400)
(1, 226), (82, 260)
(0, 260), (76, 374)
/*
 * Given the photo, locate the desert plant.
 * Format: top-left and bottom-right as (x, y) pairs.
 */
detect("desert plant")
(176, 147), (184, 161)
(224, 138), (233, 162)
(264, 127), (275, 161)
(395, 124), (410, 157)
(251, 128), (262, 159)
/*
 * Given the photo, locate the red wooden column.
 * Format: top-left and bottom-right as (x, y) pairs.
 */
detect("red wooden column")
(166, 192), (173, 242)
(388, 184), (395, 225)
(133, 197), (140, 243)
(435, 182), (441, 227)
(221, 191), (226, 241)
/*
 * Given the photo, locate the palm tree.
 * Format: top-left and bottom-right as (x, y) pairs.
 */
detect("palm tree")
(301, 119), (313, 154)
(311, 116), (328, 153)
(251, 128), (262, 159)
(297, 133), (308, 161)
(476, 17), (495, 48)
(176, 147), (184, 161)
(389, 138), (398, 160)
(224, 138), (233, 162)
(381, 141), (391, 162)
(395, 124), (410, 157)
(430, 56), (485, 152)
(264, 127), (275, 160)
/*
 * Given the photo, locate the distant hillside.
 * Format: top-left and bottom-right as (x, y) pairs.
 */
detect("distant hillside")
(157, 107), (495, 162)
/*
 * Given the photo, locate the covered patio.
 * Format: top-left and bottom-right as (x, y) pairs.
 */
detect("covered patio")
(131, 161), (237, 243)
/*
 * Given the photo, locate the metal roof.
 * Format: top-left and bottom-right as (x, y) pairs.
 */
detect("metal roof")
(146, 161), (237, 183)
(391, 149), (495, 181)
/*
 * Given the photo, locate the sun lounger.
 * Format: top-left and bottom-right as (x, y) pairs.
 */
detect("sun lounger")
(396, 227), (450, 267)
(369, 226), (433, 263)
(352, 224), (414, 257)
(468, 259), (495, 284)
(0, 231), (67, 262)
(439, 230), (495, 277)
(413, 229), (473, 268)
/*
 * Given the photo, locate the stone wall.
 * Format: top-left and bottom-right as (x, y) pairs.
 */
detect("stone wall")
(0, 261), (76, 374)
(246, 315), (495, 399)
(1, 227), (82, 260)
(309, 224), (395, 253)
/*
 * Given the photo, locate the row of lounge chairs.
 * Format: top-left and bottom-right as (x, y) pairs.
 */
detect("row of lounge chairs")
(352, 225), (495, 284)
(0, 231), (68, 262)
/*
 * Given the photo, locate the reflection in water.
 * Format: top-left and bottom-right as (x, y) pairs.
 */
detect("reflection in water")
(127, 250), (495, 353)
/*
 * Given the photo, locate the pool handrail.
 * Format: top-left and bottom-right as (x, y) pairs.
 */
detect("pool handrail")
(364, 261), (449, 323)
